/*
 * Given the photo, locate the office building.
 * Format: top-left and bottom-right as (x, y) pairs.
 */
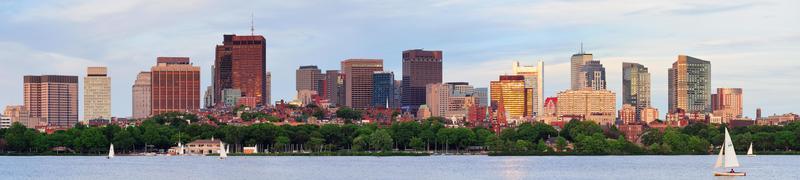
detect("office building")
(712, 88), (743, 122)
(618, 104), (636, 125)
(371, 71), (394, 108)
(3, 105), (43, 128)
(668, 55), (711, 113)
(151, 57), (200, 115)
(24, 75), (79, 127)
(402, 49), (443, 113)
(582, 61), (606, 90)
(324, 70), (343, 106)
(84, 67), (111, 121)
(556, 89), (616, 126)
(490, 75), (530, 121)
(622, 62), (651, 122)
(296, 65), (323, 92)
(132, 72), (152, 119)
(512, 61), (544, 116)
(342, 59), (383, 109)
(213, 34), (267, 106)
(570, 52), (593, 90)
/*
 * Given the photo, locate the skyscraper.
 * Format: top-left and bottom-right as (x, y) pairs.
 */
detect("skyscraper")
(474, 87), (489, 107)
(490, 75), (529, 121)
(296, 65), (323, 92)
(24, 75), (79, 127)
(325, 70), (342, 106)
(371, 71), (394, 108)
(668, 55), (711, 113)
(402, 49), (442, 113)
(426, 82), (477, 118)
(570, 52), (593, 90)
(342, 59), (383, 109)
(132, 72), (151, 119)
(712, 88), (743, 121)
(582, 61), (606, 90)
(151, 57), (200, 115)
(84, 67), (111, 121)
(265, 71), (271, 105)
(213, 34), (267, 107)
(512, 61), (544, 116)
(622, 62), (651, 122)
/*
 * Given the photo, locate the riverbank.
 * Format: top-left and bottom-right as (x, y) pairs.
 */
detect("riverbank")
(216, 151), (431, 156)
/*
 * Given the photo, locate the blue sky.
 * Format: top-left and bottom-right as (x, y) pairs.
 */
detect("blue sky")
(0, 0), (798, 119)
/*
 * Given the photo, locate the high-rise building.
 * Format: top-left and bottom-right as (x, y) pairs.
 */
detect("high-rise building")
(213, 34), (267, 107)
(426, 83), (451, 117)
(512, 61), (544, 116)
(392, 80), (403, 108)
(132, 72), (152, 119)
(151, 57), (200, 115)
(426, 82), (477, 118)
(668, 55), (711, 113)
(618, 104), (636, 125)
(712, 88), (743, 122)
(582, 61), (606, 90)
(296, 65), (323, 92)
(556, 89), (616, 126)
(402, 49), (443, 113)
(24, 75), (79, 127)
(371, 71), (394, 108)
(324, 70), (342, 106)
(622, 62), (651, 122)
(490, 75), (530, 121)
(342, 59), (383, 109)
(474, 88), (489, 107)
(204, 86), (214, 109)
(84, 67), (111, 121)
(222, 89), (243, 107)
(570, 52), (593, 90)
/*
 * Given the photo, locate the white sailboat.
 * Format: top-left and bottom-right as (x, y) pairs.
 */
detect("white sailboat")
(178, 141), (185, 155)
(747, 142), (755, 157)
(714, 128), (746, 176)
(219, 142), (227, 159)
(107, 143), (115, 159)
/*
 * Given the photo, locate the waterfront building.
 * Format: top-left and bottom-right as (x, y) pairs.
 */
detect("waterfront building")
(185, 139), (224, 155)
(402, 49), (443, 114)
(0, 116), (10, 129)
(712, 88), (743, 123)
(342, 59), (383, 109)
(296, 65), (323, 92)
(132, 72), (152, 119)
(151, 57), (200, 115)
(622, 62), (651, 122)
(512, 61), (544, 117)
(24, 75), (79, 127)
(213, 34), (267, 107)
(556, 89), (616, 126)
(371, 71), (394, 108)
(84, 67), (111, 121)
(668, 55), (711, 113)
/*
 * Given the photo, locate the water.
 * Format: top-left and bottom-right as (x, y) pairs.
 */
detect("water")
(0, 155), (796, 179)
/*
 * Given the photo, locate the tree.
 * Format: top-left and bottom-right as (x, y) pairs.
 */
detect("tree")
(556, 136), (568, 152)
(112, 130), (136, 153)
(306, 137), (324, 152)
(274, 136), (290, 152)
(409, 137), (425, 151)
(336, 107), (362, 121)
(514, 140), (533, 152)
(4, 123), (35, 152)
(352, 135), (368, 151)
(536, 139), (549, 152)
(77, 128), (108, 153)
(369, 129), (393, 151)
(774, 131), (796, 151)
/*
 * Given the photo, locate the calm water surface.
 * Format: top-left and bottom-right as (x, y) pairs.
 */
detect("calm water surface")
(0, 155), (796, 180)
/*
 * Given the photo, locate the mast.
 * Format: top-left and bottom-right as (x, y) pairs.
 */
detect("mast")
(723, 128), (740, 168)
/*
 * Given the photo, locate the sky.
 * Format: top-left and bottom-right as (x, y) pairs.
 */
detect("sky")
(0, 0), (798, 119)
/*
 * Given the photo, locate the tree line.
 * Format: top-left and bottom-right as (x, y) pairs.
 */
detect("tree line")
(1, 112), (799, 155)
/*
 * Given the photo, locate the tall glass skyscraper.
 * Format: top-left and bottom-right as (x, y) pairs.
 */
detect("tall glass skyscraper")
(371, 71), (394, 108)
(622, 62), (651, 122)
(668, 55), (711, 113)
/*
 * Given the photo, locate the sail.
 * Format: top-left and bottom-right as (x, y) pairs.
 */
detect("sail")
(723, 128), (740, 168)
(108, 143), (115, 158)
(747, 143), (754, 155)
(219, 142), (227, 158)
(714, 146), (724, 168)
(178, 142), (184, 155)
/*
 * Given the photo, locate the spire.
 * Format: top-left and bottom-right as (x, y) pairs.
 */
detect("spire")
(580, 42), (584, 54)
(250, 12), (255, 35)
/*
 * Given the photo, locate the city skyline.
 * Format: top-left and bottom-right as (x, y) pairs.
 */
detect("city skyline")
(0, 0), (798, 119)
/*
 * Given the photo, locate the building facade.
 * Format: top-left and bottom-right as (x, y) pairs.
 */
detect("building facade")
(490, 75), (530, 122)
(618, 104), (636, 125)
(371, 71), (394, 108)
(296, 65), (323, 93)
(641, 107), (659, 124)
(24, 75), (79, 127)
(570, 52), (593, 90)
(342, 59), (383, 109)
(324, 70), (343, 106)
(622, 62), (651, 122)
(213, 34), (267, 107)
(84, 67), (111, 121)
(402, 49), (443, 114)
(556, 90), (616, 126)
(668, 55), (711, 113)
(132, 72), (152, 119)
(512, 61), (544, 117)
(712, 88), (743, 122)
(582, 61), (606, 90)
(3, 105), (43, 128)
(151, 57), (200, 115)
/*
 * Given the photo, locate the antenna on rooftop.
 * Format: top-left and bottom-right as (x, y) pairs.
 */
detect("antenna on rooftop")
(250, 12), (255, 35)
(580, 42), (584, 54)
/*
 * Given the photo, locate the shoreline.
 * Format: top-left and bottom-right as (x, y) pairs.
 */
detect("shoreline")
(3, 151), (798, 157)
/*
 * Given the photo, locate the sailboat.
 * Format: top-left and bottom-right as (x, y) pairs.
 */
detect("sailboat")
(714, 128), (746, 176)
(219, 142), (227, 159)
(177, 141), (185, 156)
(107, 143), (115, 159)
(747, 142), (755, 157)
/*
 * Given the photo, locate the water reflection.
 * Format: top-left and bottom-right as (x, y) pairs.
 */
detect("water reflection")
(500, 157), (528, 180)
